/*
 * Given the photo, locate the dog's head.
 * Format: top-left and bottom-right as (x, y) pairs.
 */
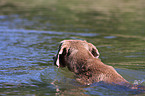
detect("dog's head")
(53, 40), (99, 69)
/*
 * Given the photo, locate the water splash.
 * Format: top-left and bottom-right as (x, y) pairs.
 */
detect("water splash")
(134, 79), (145, 85)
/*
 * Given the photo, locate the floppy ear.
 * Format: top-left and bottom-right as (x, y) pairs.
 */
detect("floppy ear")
(91, 47), (100, 58)
(55, 44), (68, 67)
(88, 43), (100, 58)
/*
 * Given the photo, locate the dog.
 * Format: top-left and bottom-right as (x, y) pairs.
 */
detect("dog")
(53, 40), (145, 90)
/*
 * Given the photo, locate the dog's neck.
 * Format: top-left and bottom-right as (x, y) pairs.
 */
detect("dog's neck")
(74, 58), (102, 75)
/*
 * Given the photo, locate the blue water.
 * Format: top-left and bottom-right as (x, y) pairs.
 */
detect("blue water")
(0, 12), (145, 95)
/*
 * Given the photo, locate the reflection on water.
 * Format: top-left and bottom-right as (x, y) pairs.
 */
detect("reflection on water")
(0, 0), (145, 95)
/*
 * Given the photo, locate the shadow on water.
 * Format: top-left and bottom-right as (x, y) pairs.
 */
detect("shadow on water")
(0, 0), (145, 95)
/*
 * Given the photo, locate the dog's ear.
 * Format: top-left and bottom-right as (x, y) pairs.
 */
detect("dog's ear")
(91, 47), (100, 58)
(54, 43), (68, 67)
(88, 43), (100, 58)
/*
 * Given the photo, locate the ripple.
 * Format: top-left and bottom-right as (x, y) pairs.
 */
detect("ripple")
(0, 28), (99, 37)
(104, 36), (117, 39)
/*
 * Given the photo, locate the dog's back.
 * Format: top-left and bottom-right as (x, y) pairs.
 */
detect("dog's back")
(76, 58), (129, 85)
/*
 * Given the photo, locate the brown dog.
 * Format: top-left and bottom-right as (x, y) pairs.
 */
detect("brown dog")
(53, 40), (145, 90)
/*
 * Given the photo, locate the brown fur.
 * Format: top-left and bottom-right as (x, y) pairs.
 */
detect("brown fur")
(53, 40), (145, 90)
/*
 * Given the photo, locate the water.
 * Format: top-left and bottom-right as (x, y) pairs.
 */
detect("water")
(0, 0), (145, 95)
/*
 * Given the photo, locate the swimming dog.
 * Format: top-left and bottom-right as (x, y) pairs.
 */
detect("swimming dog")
(53, 40), (145, 90)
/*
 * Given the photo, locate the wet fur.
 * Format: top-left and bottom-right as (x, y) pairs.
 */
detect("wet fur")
(53, 40), (145, 90)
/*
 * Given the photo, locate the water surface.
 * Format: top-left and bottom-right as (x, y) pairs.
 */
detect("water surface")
(0, 0), (145, 95)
